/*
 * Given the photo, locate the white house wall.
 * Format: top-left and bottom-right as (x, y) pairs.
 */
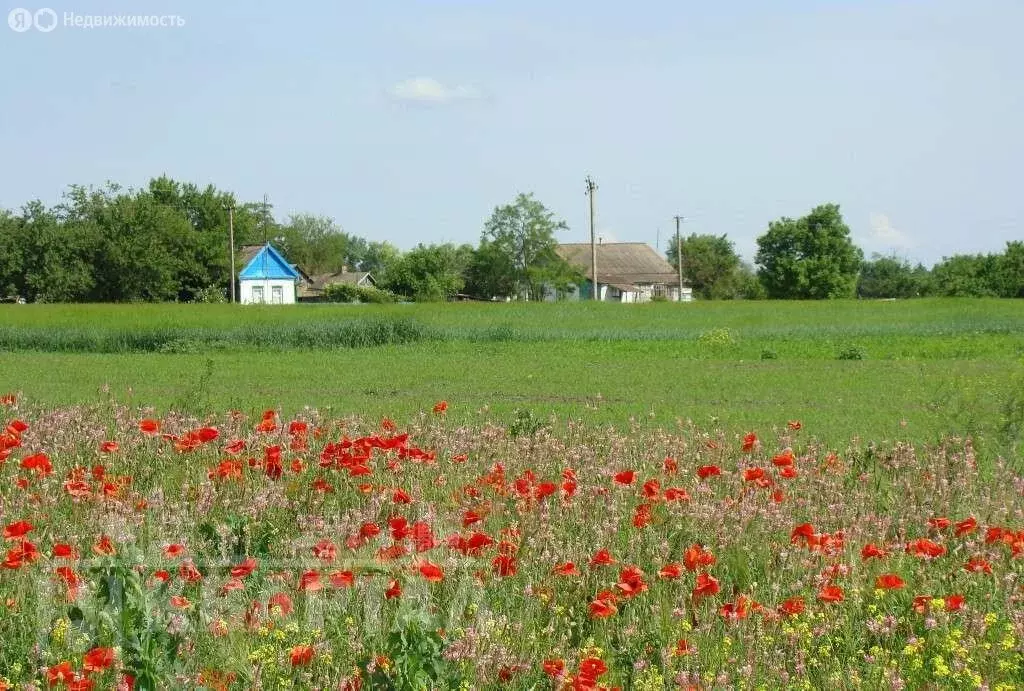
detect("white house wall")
(239, 278), (297, 305)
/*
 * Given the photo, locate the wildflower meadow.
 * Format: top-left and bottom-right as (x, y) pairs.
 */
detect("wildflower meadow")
(0, 393), (1021, 690)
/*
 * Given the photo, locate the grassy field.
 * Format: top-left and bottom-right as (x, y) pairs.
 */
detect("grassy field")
(1, 299), (1022, 455)
(2, 300), (1023, 688)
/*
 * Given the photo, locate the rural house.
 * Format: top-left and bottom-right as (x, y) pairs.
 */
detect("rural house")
(298, 268), (377, 302)
(237, 243), (301, 304)
(555, 242), (693, 303)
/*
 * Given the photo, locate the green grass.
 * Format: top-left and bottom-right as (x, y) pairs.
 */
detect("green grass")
(1, 299), (1022, 456)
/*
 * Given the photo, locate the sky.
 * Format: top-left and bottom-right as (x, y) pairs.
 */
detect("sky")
(1, 0), (1022, 266)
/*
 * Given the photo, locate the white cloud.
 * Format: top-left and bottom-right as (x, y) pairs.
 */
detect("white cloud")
(867, 212), (913, 249)
(388, 77), (482, 104)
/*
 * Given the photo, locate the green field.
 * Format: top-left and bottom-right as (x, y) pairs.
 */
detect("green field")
(2, 299), (1022, 456)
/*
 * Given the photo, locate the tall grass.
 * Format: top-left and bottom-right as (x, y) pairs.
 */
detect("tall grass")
(0, 318), (438, 353)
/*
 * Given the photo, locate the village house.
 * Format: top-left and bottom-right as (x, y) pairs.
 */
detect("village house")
(555, 242), (693, 303)
(237, 243), (301, 304)
(297, 268), (377, 302)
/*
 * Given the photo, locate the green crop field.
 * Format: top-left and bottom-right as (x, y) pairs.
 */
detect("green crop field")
(3, 299), (1024, 689)
(2, 299), (1022, 457)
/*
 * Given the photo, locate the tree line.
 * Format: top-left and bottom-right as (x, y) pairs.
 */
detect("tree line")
(0, 178), (1020, 302)
(668, 203), (1023, 300)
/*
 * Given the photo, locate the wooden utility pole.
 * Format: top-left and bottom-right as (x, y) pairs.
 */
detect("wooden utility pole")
(586, 176), (598, 300)
(674, 215), (685, 302)
(225, 202), (236, 303)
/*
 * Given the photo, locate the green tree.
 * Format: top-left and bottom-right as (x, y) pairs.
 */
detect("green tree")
(665, 233), (742, 299)
(930, 254), (1000, 297)
(857, 255), (927, 298)
(380, 243), (473, 301)
(358, 241), (402, 276)
(477, 193), (574, 300)
(755, 204), (863, 299)
(994, 241), (1024, 298)
(735, 262), (767, 300)
(277, 214), (361, 276)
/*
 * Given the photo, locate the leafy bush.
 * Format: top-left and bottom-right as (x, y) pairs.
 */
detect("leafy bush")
(837, 344), (867, 360)
(322, 283), (397, 304)
(698, 327), (738, 350)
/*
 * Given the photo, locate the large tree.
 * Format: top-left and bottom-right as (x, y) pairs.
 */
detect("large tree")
(379, 243), (474, 302)
(857, 255), (929, 299)
(755, 204), (863, 299)
(665, 233), (742, 299)
(475, 193), (575, 300)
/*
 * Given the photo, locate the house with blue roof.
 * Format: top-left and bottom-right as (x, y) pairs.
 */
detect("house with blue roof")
(237, 243), (301, 304)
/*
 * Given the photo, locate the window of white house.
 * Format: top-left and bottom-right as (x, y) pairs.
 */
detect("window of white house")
(252, 286), (264, 303)
(271, 286), (283, 304)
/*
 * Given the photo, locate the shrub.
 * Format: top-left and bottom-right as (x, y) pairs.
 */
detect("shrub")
(837, 344), (867, 360)
(323, 283), (397, 304)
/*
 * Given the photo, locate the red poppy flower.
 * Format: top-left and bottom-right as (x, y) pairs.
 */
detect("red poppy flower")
(3, 520), (32, 541)
(658, 562), (683, 579)
(93, 535), (116, 556)
(696, 465), (721, 479)
(313, 540), (337, 563)
(230, 557), (257, 578)
(138, 419), (160, 435)
(542, 659), (565, 678)
(945, 594), (965, 611)
(418, 561), (444, 582)
(299, 570), (323, 591)
(817, 585), (844, 602)
(664, 487), (690, 501)
(632, 503), (653, 529)
(964, 556), (992, 574)
(875, 573), (905, 590)
(359, 523), (381, 540)
(615, 566), (648, 598)
(163, 543), (186, 559)
(740, 432), (758, 452)
(385, 578), (402, 599)
(553, 561), (579, 576)
(663, 456), (678, 474)
(928, 517), (951, 530)
(269, 592), (293, 616)
(613, 470), (635, 485)
(589, 590), (618, 618)
(861, 543), (887, 561)
(771, 449), (795, 467)
(170, 595), (191, 609)
(99, 441), (119, 454)
(954, 517), (978, 536)
(683, 544), (716, 572)
(52, 543), (77, 559)
(47, 661), (75, 686)
(0, 393), (16, 406)
(692, 572), (720, 601)
(787, 420), (802, 430)
(906, 538), (946, 559)
(432, 401), (448, 414)
(289, 645), (314, 667)
(779, 596), (805, 616)
(393, 488), (413, 504)
(674, 639), (695, 656)
(330, 570), (355, 588)
(492, 553), (517, 577)
(179, 561), (203, 582)
(589, 548), (615, 567)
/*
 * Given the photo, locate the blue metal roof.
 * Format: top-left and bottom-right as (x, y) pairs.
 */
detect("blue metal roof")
(238, 243), (300, 280)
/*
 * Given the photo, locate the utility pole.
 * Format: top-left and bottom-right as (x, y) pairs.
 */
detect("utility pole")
(224, 202), (236, 304)
(585, 176), (598, 300)
(674, 215), (685, 302)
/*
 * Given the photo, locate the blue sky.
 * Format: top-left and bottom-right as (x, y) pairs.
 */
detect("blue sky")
(2, 0), (1021, 265)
